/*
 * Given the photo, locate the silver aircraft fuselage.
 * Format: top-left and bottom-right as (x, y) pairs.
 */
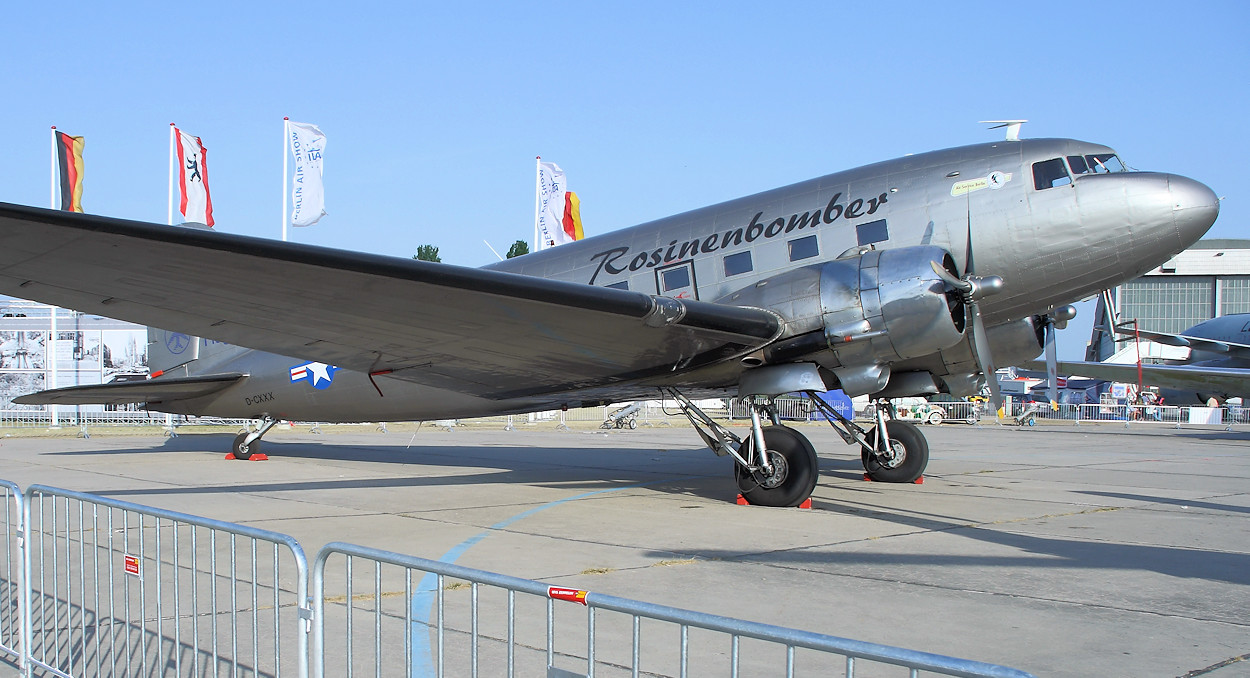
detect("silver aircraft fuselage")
(148, 138), (1219, 421)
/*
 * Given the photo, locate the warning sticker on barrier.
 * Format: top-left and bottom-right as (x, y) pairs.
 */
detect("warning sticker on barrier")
(547, 586), (588, 605)
(124, 554), (141, 578)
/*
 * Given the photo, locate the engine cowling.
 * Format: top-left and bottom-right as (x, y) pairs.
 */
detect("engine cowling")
(727, 245), (967, 395)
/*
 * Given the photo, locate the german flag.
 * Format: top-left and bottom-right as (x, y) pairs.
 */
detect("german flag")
(562, 190), (583, 242)
(54, 131), (85, 212)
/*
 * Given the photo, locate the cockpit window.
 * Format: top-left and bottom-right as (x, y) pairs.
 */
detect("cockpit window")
(1086, 153), (1126, 174)
(1032, 158), (1071, 190)
(1067, 153), (1127, 176)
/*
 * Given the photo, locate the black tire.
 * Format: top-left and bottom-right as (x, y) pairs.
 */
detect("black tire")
(628, 418), (637, 430)
(735, 426), (819, 507)
(861, 420), (928, 483)
(231, 432), (257, 461)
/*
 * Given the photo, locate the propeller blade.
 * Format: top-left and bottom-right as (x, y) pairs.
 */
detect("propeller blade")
(968, 299), (1003, 418)
(930, 260), (971, 292)
(1044, 318), (1059, 411)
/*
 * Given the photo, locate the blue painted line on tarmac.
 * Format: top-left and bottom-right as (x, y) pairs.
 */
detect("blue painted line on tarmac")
(409, 475), (704, 677)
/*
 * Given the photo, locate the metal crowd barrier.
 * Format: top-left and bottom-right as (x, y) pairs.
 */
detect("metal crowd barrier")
(0, 481), (25, 668)
(312, 541), (1035, 678)
(1004, 402), (1246, 430)
(19, 485), (309, 678)
(0, 480), (1036, 678)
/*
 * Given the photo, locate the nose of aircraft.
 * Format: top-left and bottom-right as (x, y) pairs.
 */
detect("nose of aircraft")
(1169, 174), (1220, 242)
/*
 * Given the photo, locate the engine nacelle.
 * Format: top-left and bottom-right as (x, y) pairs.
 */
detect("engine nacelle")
(728, 245), (966, 395)
(819, 246), (966, 363)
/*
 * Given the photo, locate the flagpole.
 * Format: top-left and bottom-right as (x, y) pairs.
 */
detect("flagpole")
(50, 126), (57, 209)
(47, 127), (59, 427)
(282, 117), (289, 242)
(532, 156), (541, 252)
(167, 123), (175, 226)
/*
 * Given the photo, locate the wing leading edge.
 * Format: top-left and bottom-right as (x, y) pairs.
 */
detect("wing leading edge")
(0, 203), (783, 400)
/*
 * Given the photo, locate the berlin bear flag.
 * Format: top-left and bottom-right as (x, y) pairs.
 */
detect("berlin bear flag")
(174, 127), (214, 227)
(288, 121), (327, 227)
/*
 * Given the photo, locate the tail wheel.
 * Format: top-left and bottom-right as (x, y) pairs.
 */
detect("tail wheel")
(862, 420), (928, 483)
(232, 432), (257, 461)
(735, 426), (819, 507)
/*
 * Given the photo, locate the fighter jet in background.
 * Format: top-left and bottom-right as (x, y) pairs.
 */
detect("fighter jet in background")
(0, 133), (1219, 506)
(1030, 314), (1250, 405)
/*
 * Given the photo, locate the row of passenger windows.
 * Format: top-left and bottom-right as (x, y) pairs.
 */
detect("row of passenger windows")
(1033, 153), (1127, 190)
(603, 233), (826, 292)
(604, 216), (893, 292)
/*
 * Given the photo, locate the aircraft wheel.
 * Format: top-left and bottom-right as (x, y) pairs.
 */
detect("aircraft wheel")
(862, 420), (928, 483)
(735, 426), (818, 507)
(231, 433), (257, 461)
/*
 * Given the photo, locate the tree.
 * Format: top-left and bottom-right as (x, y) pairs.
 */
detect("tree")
(506, 240), (529, 259)
(414, 244), (441, 263)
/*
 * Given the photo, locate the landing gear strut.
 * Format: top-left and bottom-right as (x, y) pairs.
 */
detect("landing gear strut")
(664, 376), (932, 506)
(230, 416), (278, 461)
(664, 388), (818, 507)
(804, 394), (928, 483)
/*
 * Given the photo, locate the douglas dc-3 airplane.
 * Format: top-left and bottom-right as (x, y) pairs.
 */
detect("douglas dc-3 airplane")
(1034, 314), (1250, 405)
(0, 134), (1220, 507)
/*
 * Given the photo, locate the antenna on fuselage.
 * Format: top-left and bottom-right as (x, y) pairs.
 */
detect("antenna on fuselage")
(979, 119), (1028, 141)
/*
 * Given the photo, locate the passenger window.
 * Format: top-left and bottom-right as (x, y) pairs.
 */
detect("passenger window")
(856, 219), (889, 247)
(661, 267), (690, 292)
(723, 251), (753, 277)
(1066, 155), (1089, 175)
(606, 280), (629, 290)
(788, 235), (819, 261)
(1032, 158), (1071, 190)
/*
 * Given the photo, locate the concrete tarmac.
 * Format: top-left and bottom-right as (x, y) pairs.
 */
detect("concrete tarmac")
(0, 420), (1247, 677)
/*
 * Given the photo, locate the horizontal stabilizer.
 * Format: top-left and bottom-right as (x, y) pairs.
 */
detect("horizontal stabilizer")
(13, 373), (246, 406)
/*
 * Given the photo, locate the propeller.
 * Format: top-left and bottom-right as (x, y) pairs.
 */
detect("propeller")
(1039, 305), (1077, 412)
(930, 214), (1006, 416)
(1044, 318), (1059, 411)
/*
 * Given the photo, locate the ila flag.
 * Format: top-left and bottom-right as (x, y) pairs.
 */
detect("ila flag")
(288, 122), (327, 227)
(175, 128), (214, 227)
(536, 161), (584, 250)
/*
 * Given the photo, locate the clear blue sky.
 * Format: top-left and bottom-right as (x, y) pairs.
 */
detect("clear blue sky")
(1, 1), (1246, 359)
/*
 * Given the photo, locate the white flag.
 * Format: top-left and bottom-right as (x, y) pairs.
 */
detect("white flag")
(175, 128), (213, 227)
(288, 122), (327, 227)
(535, 161), (568, 251)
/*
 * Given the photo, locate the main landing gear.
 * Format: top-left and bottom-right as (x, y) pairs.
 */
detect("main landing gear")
(664, 387), (929, 507)
(229, 416), (278, 461)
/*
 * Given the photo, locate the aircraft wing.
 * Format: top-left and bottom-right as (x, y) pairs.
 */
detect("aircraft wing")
(13, 373), (248, 406)
(1024, 360), (1250, 399)
(0, 204), (782, 400)
(1108, 325), (1250, 360)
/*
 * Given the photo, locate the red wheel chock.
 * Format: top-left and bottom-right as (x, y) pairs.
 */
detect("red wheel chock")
(862, 474), (924, 484)
(736, 494), (812, 509)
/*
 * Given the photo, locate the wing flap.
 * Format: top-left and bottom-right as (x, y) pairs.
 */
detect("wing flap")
(13, 373), (247, 406)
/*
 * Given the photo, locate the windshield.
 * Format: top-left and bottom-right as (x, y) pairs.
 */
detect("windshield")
(1068, 153), (1127, 175)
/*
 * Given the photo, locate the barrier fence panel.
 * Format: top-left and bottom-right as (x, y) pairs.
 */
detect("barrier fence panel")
(312, 541), (1035, 678)
(0, 480), (25, 669)
(22, 485), (309, 678)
